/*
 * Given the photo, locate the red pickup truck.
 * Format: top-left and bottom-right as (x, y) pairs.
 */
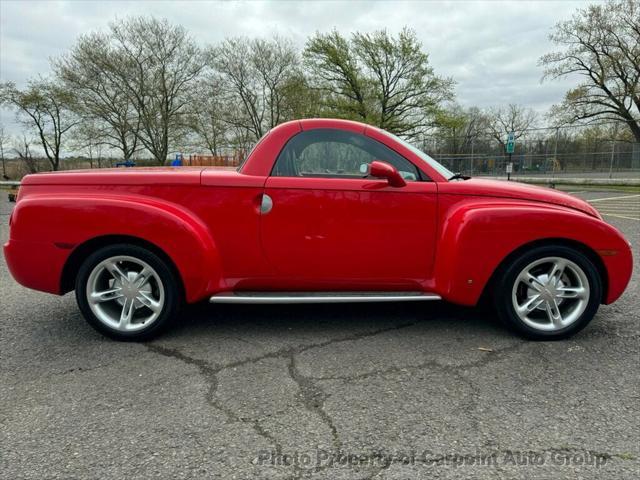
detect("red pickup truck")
(4, 119), (633, 341)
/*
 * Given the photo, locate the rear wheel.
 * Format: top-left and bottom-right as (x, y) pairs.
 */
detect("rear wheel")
(75, 244), (181, 341)
(494, 245), (602, 340)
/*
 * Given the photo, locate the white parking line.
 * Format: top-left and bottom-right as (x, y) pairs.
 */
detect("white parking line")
(601, 213), (640, 221)
(587, 194), (640, 203)
(596, 204), (640, 208)
(598, 208), (640, 212)
(584, 193), (640, 221)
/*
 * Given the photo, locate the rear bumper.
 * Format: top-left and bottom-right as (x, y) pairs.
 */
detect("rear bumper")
(3, 239), (68, 295)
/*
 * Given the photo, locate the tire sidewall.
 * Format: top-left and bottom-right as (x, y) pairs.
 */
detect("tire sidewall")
(495, 245), (602, 340)
(75, 244), (180, 341)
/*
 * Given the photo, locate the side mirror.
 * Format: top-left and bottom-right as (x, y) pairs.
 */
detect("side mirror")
(367, 160), (407, 188)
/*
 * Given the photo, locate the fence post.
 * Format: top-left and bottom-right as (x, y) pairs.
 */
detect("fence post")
(608, 125), (618, 179)
(553, 128), (559, 175)
(470, 139), (474, 175)
(608, 139), (616, 179)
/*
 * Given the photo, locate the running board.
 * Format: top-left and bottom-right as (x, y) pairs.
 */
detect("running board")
(209, 291), (442, 304)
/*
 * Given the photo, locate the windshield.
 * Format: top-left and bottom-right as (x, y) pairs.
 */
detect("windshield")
(379, 130), (454, 180)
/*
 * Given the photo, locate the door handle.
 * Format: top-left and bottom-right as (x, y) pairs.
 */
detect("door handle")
(260, 194), (273, 214)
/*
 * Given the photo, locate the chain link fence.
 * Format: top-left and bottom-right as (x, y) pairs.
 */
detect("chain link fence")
(430, 143), (640, 178)
(419, 126), (640, 178)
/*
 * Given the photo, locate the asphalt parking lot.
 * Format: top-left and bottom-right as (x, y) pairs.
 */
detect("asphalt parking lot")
(1, 190), (638, 480)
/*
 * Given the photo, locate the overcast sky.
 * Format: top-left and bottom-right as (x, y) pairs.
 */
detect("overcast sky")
(0, 0), (590, 132)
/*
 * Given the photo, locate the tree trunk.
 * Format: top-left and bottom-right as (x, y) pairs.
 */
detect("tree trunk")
(627, 120), (640, 143)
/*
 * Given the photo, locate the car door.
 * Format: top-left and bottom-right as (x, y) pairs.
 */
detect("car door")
(260, 127), (438, 289)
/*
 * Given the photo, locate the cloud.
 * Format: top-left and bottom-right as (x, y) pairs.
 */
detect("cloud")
(0, 0), (586, 134)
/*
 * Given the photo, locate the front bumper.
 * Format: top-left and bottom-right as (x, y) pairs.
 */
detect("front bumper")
(601, 240), (633, 304)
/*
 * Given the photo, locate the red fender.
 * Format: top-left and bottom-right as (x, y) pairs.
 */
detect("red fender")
(434, 198), (632, 306)
(6, 193), (222, 302)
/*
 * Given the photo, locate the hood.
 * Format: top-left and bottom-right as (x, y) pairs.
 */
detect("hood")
(441, 179), (601, 218)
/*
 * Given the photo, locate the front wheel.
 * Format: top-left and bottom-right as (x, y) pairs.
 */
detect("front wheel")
(494, 245), (602, 340)
(75, 244), (181, 341)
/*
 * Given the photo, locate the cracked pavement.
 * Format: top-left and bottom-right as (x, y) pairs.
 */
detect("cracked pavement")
(1, 193), (638, 479)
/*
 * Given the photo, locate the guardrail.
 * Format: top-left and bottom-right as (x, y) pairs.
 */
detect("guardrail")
(0, 181), (21, 187)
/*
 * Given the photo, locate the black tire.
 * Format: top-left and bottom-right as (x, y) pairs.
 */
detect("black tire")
(75, 244), (181, 341)
(493, 245), (602, 340)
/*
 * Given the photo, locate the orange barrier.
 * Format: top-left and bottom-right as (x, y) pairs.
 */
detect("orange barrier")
(186, 152), (245, 167)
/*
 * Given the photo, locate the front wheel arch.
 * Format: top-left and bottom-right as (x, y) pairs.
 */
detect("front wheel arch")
(61, 234), (185, 301)
(478, 238), (608, 307)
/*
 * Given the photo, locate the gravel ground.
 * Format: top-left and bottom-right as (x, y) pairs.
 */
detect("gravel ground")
(1, 191), (638, 480)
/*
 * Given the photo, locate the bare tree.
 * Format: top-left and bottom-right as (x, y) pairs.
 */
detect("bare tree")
(305, 28), (454, 138)
(186, 76), (229, 156)
(252, 37), (301, 128)
(54, 32), (141, 160)
(487, 104), (538, 153)
(13, 135), (38, 174)
(106, 17), (207, 163)
(0, 79), (79, 171)
(540, 0), (640, 141)
(71, 120), (106, 168)
(211, 36), (302, 142)
(0, 124), (9, 179)
(435, 105), (490, 154)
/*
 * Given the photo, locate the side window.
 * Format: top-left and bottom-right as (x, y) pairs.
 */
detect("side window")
(272, 129), (421, 181)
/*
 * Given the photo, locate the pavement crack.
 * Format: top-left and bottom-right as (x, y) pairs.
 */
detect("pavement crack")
(144, 330), (528, 474)
(313, 359), (451, 382)
(311, 341), (529, 383)
(145, 344), (283, 455)
(287, 353), (342, 451)
(49, 362), (118, 377)
(215, 320), (423, 374)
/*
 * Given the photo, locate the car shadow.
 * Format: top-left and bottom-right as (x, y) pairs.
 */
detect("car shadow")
(163, 300), (510, 341)
(20, 293), (513, 348)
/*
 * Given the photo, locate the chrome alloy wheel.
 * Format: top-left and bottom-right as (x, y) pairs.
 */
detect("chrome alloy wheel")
(86, 255), (165, 332)
(511, 256), (590, 332)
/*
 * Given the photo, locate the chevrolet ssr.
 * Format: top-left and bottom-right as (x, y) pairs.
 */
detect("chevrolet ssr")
(4, 119), (633, 340)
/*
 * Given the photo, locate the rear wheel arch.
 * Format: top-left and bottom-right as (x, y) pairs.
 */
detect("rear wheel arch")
(479, 237), (608, 306)
(14, 194), (220, 302)
(61, 235), (185, 300)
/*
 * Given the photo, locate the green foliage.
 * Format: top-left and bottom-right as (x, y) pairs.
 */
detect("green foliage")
(433, 105), (490, 154)
(304, 28), (454, 138)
